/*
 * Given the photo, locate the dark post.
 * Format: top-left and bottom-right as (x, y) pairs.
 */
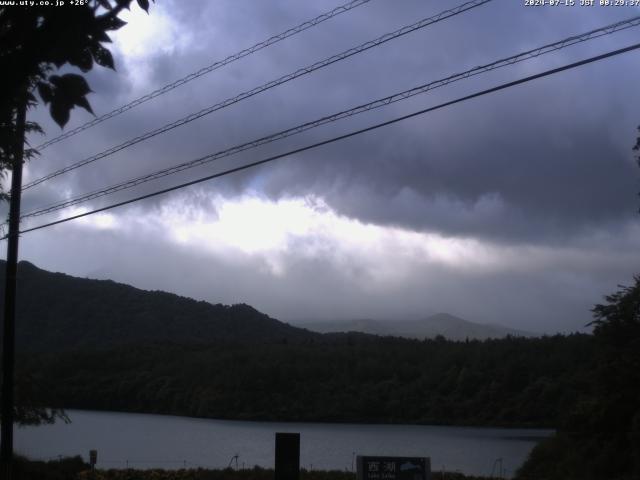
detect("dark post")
(1, 101), (27, 480)
(275, 432), (300, 480)
(89, 450), (97, 471)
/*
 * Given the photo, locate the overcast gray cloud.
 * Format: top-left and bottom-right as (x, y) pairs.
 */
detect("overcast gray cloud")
(6, 0), (640, 333)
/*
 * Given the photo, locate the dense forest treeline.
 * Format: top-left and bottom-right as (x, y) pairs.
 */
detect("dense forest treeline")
(21, 334), (594, 428)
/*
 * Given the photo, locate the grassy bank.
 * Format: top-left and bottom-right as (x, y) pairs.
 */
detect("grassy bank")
(79, 468), (493, 480)
(14, 455), (88, 480)
(13, 457), (493, 480)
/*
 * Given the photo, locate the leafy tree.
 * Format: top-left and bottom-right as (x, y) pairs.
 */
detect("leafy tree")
(0, 0), (154, 425)
(0, 0), (153, 197)
(588, 278), (640, 476)
(516, 124), (640, 480)
(517, 281), (640, 480)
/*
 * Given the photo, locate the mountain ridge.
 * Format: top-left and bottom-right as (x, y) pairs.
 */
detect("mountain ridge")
(1, 260), (318, 352)
(1, 260), (533, 353)
(300, 312), (534, 340)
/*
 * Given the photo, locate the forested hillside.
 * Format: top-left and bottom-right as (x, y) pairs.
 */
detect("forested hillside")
(2, 260), (317, 352)
(22, 334), (594, 427)
(1, 260), (597, 428)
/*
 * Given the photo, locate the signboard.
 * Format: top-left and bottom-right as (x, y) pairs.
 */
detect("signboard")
(275, 432), (300, 480)
(357, 456), (431, 480)
(89, 449), (97, 468)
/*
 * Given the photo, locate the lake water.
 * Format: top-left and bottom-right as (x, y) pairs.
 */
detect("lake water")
(15, 410), (552, 478)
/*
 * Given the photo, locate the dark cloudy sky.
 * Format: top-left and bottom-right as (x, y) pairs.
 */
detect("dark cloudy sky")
(5, 0), (640, 333)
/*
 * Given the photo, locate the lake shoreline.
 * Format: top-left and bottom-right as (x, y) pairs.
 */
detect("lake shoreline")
(16, 409), (552, 478)
(50, 406), (557, 431)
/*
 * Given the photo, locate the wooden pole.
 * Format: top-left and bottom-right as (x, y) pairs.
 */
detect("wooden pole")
(1, 100), (27, 480)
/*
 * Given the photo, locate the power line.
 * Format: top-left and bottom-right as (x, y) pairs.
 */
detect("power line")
(21, 14), (640, 217)
(23, 0), (492, 190)
(12, 41), (640, 238)
(33, 0), (373, 151)
(19, 15), (640, 220)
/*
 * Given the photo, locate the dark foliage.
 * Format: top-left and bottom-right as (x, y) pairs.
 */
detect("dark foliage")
(10, 461), (493, 480)
(14, 455), (88, 480)
(76, 467), (491, 480)
(517, 278), (640, 479)
(0, 0), (153, 197)
(79, 467), (352, 480)
(22, 333), (594, 428)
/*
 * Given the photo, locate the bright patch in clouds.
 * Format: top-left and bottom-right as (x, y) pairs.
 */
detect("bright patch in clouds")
(143, 193), (499, 280)
(65, 207), (118, 230)
(168, 195), (323, 254)
(21, 192), (636, 332)
(111, 4), (193, 88)
(37, 192), (612, 286)
(52, 192), (501, 281)
(114, 6), (190, 58)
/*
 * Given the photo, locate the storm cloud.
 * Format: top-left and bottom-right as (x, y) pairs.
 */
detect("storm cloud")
(6, 0), (640, 333)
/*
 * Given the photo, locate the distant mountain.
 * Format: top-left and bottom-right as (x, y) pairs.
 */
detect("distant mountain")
(0, 260), (318, 352)
(302, 313), (534, 340)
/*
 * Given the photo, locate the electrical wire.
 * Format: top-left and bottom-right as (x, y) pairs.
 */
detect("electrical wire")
(23, 0), (492, 190)
(19, 14), (640, 220)
(33, 0), (374, 151)
(11, 41), (640, 238)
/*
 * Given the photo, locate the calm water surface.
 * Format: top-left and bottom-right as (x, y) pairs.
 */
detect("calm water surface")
(15, 410), (552, 478)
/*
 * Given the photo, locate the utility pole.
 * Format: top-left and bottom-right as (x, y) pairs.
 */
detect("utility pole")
(1, 100), (27, 480)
